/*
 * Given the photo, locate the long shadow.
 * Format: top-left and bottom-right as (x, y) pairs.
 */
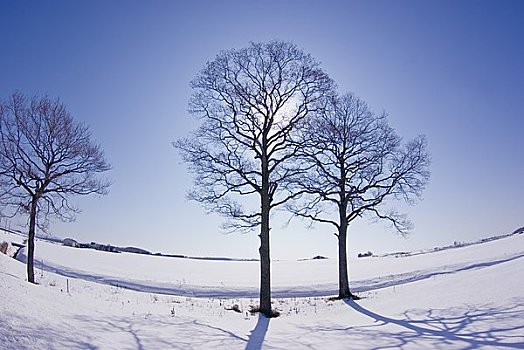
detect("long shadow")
(17, 251), (262, 298)
(245, 314), (270, 350)
(344, 299), (524, 349)
(0, 311), (99, 350)
(74, 315), (147, 350)
(192, 320), (248, 343)
(73, 314), (250, 349)
(19, 246), (524, 298)
(353, 252), (524, 294)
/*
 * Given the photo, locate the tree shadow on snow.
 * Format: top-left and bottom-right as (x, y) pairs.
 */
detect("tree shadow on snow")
(74, 315), (148, 350)
(245, 314), (270, 350)
(340, 298), (524, 349)
(72, 313), (269, 350)
(73, 314), (252, 349)
(0, 311), (99, 350)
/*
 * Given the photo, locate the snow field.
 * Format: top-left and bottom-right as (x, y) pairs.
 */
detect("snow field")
(1, 230), (523, 349)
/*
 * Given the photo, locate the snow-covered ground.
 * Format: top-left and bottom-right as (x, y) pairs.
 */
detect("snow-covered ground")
(1, 230), (523, 349)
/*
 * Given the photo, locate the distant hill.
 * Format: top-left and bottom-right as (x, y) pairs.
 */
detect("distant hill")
(513, 226), (524, 234)
(117, 246), (151, 255)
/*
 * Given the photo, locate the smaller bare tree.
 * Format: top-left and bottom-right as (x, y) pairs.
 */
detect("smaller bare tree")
(289, 92), (430, 299)
(0, 93), (111, 283)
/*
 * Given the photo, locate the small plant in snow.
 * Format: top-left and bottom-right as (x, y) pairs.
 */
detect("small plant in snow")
(225, 304), (242, 313)
(248, 305), (258, 315)
(249, 305), (280, 318)
(328, 294), (361, 302)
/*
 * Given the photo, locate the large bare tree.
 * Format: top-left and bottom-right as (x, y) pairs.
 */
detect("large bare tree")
(289, 92), (430, 299)
(0, 92), (111, 283)
(175, 41), (332, 317)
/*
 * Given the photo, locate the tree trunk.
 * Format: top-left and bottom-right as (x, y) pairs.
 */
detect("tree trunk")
(258, 134), (272, 317)
(337, 159), (358, 300)
(337, 222), (360, 299)
(259, 195), (271, 316)
(337, 219), (351, 299)
(27, 198), (38, 284)
(259, 166), (272, 317)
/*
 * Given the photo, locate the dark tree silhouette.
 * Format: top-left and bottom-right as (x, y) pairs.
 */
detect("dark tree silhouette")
(289, 92), (430, 299)
(175, 41), (332, 317)
(0, 93), (111, 283)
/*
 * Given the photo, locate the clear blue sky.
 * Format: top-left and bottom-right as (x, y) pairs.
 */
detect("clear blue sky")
(1, 0), (523, 259)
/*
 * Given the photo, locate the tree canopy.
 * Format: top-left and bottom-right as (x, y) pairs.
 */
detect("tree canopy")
(175, 40), (333, 316)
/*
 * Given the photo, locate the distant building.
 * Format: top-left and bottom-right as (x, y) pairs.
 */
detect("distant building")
(88, 241), (118, 253)
(63, 238), (80, 248)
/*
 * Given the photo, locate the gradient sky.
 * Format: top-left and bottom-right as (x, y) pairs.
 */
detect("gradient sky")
(1, 0), (523, 260)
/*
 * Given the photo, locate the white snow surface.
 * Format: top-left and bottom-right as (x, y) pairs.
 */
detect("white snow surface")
(1, 230), (523, 349)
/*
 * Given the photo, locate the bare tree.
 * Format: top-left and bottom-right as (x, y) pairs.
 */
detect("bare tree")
(0, 93), (111, 283)
(175, 41), (333, 317)
(289, 92), (430, 299)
